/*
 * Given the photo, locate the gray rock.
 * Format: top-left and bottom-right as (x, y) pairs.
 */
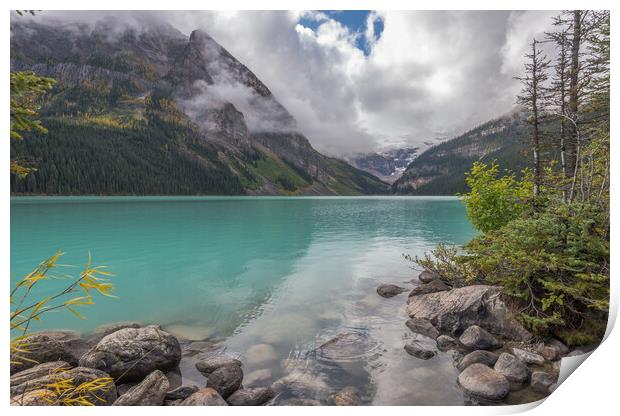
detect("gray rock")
(113, 370), (169, 405)
(406, 285), (532, 341)
(459, 325), (502, 350)
(436, 335), (458, 351)
(408, 279), (451, 298)
(315, 332), (368, 362)
(11, 389), (55, 406)
(279, 398), (321, 406)
(10, 331), (85, 373)
(405, 318), (440, 339)
(377, 284), (407, 298)
(548, 338), (569, 355)
(181, 388), (228, 405)
(244, 368), (273, 386)
(418, 270), (439, 283)
(328, 386), (361, 406)
(88, 322), (141, 343)
(458, 363), (510, 402)
(457, 350), (499, 372)
(206, 364), (243, 399)
(79, 325), (181, 381)
(195, 356), (242, 375)
(272, 370), (330, 399)
(165, 385), (199, 401)
(536, 339), (569, 361)
(116, 382), (138, 396)
(404, 340), (437, 360)
(565, 349), (586, 357)
(494, 353), (530, 384)
(530, 371), (556, 394)
(227, 387), (275, 405)
(10, 361), (71, 388)
(11, 366), (117, 405)
(512, 347), (545, 365)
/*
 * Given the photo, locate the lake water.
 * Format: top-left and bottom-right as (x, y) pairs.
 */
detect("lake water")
(11, 196), (479, 405)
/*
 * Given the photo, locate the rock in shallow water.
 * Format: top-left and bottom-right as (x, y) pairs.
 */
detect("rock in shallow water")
(165, 385), (199, 401)
(404, 340), (437, 360)
(227, 387), (275, 405)
(530, 371), (557, 394)
(406, 318), (440, 339)
(512, 347), (545, 365)
(406, 285), (531, 341)
(272, 369), (330, 399)
(10, 331), (86, 374)
(377, 283), (407, 298)
(436, 335), (458, 350)
(408, 279), (451, 298)
(459, 325), (502, 350)
(457, 350), (499, 372)
(181, 388), (228, 405)
(113, 370), (169, 406)
(457, 363), (510, 402)
(418, 270), (439, 283)
(494, 353), (530, 384)
(245, 343), (278, 365)
(79, 325), (181, 382)
(245, 368), (273, 386)
(328, 386), (361, 406)
(195, 355), (242, 375)
(206, 364), (243, 399)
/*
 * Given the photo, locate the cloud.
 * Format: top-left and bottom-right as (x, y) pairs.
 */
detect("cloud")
(14, 10), (560, 156)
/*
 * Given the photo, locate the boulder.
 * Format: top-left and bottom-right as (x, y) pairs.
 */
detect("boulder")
(165, 385), (199, 402)
(245, 368), (273, 386)
(88, 322), (141, 343)
(458, 363), (510, 402)
(10, 361), (71, 388)
(405, 318), (439, 339)
(408, 279), (451, 298)
(530, 371), (556, 394)
(195, 356), (242, 376)
(328, 386), (361, 406)
(11, 389), (55, 406)
(79, 325), (181, 381)
(10, 331), (86, 373)
(181, 387), (228, 405)
(406, 285), (531, 341)
(11, 366), (117, 405)
(512, 347), (545, 365)
(227, 387), (275, 405)
(279, 398), (322, 406)
(459, 325), (502, 350)
(206, 364), (243, 399)
(436, 335), (458, 351)
(494, 353), (530, 384)
(404, 340), (437, 360)
(418, 270), (439, 283)
(377, 284), (407, 298)
(457, 350), (499, 372)
(245, 343), (278, 365)
(113, 370), (169, 406)
(536, 339), (569, 361)
(272, 370), (330, 399)
(315, 332), (368, 361)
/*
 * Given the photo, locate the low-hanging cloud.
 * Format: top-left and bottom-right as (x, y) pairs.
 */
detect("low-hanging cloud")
(13, 10), (559, 156)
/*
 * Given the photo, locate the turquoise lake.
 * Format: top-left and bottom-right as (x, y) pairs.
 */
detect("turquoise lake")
(11, 196), (478, 405)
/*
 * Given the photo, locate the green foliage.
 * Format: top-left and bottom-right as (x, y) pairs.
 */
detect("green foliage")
(10, 71), (56, 140)
(461, 161), (533, 232)
(406, 243), (477, 287)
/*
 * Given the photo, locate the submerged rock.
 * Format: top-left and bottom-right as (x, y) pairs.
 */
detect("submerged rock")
(404, 340), (437, 360)
(272, 369), (330, 399)
(418, 270), (439, 283)
(512, 347), (545, 365)
(406, 285), (531, 341)
(493, 353), (530, 384)
(245, 368), (273, 386)
(245, 343), (278, 366)
(406, 318), (440, 339)
(459, 325), (502, 350)
(458, 363), (510, 402)
(79, 325), (181, 381)
(206, 364), (243, 399)
(181, 388), (228, 405)
(113, 370), (169, 406)
(436, 335), (459, 351)
(530, 371), (557, 394)
(456, 350), (499, 372)
(279, 398), (322, 406)
(377, 284), (407, 298)
(408, 279), (451, 298)
(195, 356), (242, 375)
(315, 331), (369, 361)
(227, 387), (275, 405)
(165, 385), (199, 401)
(328, 386), (361, 406)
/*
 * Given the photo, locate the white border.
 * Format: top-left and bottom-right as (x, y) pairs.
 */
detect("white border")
(3, 1), (618, 415)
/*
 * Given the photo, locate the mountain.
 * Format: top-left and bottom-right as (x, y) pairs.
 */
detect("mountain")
(392, 111), (531, 195)
(350, 147), (418, 183)
(10, 19), (388, 196)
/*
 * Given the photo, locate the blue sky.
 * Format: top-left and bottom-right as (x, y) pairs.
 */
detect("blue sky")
(298, 10), (384, 55)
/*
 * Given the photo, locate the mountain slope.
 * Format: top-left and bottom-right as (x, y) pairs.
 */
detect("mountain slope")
(392, 111), (531, 195)
(10, 19), (388, 196)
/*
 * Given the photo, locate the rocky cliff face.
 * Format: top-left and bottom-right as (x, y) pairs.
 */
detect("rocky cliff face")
(11, 19), (388, 195)
(350, 147), (418, 183)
